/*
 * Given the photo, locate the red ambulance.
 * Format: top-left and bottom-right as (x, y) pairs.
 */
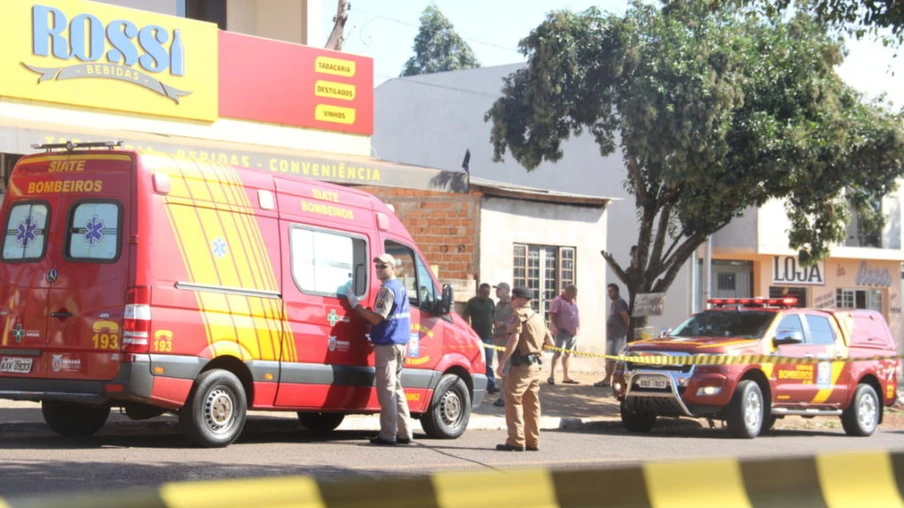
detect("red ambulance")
(0, 142), (487, 447)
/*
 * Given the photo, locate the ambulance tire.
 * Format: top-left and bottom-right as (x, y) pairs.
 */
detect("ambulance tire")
(726, 380), (764, 439)
(841, 384), (880, 437)
(620, 400), (657, 432)
(297, 412), (345, 433)
(42, 401), (110, 437)
(421, 374), (471, 439)
(179, 369), (248, 448)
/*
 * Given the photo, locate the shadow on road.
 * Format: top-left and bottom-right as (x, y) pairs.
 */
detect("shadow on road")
(553, 419), (846, 440)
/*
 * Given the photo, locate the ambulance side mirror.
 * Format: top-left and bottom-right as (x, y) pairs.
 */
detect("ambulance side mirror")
(439, 284), (454, 315)
(773, 330), (803, 346)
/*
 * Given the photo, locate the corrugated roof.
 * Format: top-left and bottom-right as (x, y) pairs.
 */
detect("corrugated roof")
(469, 176), (618, 206)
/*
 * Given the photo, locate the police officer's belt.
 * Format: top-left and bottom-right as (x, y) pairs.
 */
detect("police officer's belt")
(511, 353), (542, 366)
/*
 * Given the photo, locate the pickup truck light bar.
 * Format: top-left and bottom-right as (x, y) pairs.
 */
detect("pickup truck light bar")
(707, 297), (797, 308)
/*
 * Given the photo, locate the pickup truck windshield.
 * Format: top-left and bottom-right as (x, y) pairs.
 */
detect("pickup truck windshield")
(670, 310), (775, 339)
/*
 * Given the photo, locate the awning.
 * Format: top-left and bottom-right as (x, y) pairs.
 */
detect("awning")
(0, 120), (468, 193)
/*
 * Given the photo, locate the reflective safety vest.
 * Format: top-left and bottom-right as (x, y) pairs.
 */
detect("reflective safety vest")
(371, 278), (411, 346)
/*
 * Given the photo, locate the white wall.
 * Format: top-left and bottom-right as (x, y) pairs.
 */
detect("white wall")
(478, 196), (609, 353)
(713, 206), (758, 252)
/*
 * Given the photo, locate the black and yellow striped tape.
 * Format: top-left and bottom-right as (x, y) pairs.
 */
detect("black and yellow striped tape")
(3, 450), (902, 507)
(480, 342), (902, 366)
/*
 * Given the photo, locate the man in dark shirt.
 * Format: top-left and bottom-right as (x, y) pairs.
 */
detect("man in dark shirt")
(596, 283), (631, 388)
(463, 282), (498, 393)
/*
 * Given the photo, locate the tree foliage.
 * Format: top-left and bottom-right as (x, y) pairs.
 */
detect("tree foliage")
(485, 0), (904, 323)
(725, 0), (904, 42)
(401, 5), (480, 77)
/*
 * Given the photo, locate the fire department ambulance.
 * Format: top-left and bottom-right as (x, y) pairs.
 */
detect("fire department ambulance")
(0, 142), (487, 447)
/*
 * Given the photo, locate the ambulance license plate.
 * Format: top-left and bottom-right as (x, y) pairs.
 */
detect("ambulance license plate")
(637, 376), (668, 389)
(0, 357), (33, 374)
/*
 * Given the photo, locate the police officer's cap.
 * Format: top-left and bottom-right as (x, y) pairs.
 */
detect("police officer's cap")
(511, 286), (533, 300)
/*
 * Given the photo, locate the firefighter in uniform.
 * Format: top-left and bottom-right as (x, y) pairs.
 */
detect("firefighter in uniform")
(495, 286), (554, 451)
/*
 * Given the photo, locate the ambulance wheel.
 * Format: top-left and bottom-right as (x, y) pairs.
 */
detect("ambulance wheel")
(179, 369), (247, 448)
(620, 400), (656, 432)
(421, 374), (471, 439)
(726, 380), (764, 439)
(841, 384), (879, 437)
(297, 412), (345, 433)
(42, 401), (110, 437)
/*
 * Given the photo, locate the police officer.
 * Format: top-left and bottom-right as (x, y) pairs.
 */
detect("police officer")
(495, 286), (553, 452)
(345, 253), (413, 446)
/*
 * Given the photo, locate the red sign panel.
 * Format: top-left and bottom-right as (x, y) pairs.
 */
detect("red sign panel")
(217, 32), (373, 136)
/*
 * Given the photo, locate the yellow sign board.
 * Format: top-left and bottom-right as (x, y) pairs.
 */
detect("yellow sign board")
(0, 0), (219, 122)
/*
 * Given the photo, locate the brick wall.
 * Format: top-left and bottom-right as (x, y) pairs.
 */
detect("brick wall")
(358, 187), (481, 284)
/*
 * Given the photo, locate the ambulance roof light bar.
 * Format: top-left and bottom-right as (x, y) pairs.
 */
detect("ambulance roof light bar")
(707, 297), (798, 309)
(31, 141), (123, 153)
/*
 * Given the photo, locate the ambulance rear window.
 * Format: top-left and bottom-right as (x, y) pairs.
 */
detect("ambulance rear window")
(66, 202), (121, 261)
(2, 202), (49, 261)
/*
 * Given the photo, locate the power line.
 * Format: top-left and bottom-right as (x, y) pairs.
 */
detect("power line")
(374, 71), (504, 98)
(353, 7), (523, 54)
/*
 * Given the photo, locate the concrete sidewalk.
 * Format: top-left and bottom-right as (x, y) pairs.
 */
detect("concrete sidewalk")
(0, 357), (622, 439)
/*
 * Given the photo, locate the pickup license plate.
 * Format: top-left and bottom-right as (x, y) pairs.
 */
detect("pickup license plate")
(0, 357), (33, 374)
(637, 377), (668, 389)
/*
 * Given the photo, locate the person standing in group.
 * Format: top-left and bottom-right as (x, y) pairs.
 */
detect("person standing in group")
(345, 253), (413, 445)
(547, 284), (580, 385)
(491, 282), (514, 407)
(595, 283), (630, 388)
(462, 283), (499, 394)
(496, 286), (553, 452)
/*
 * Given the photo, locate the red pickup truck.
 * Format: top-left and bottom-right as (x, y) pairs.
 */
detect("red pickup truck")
(613, 298), (899, 438)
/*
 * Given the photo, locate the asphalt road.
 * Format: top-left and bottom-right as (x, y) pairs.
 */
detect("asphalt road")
(2, 422), (904, 497)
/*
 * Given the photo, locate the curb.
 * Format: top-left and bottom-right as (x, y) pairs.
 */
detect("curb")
(0, 415), (623, 440)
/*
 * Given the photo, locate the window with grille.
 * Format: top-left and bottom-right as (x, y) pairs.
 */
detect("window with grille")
(835, 288), (884, 312)
(513, 244), (576, 319)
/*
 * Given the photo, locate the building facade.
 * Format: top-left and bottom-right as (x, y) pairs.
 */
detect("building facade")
(359, 179), (610, 353)
(710, 197), (904, 352)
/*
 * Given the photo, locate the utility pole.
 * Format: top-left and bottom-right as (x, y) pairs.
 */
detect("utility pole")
(325, 0), (350, 51)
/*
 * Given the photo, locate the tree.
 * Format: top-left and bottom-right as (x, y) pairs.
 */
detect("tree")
(485, 1), (904, 329)
(401, 5), (480, 77)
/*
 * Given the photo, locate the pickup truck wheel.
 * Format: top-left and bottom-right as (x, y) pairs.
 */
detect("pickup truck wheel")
(726, 380), (764, 439)
(841, 384), (879, 437)
(620, 400), (656, 432)
(42, 401), (110, 437)
(421, 374), (471, 439)
(763, 414), (777, 432)
(179, 369), (247, 448)
(297, 412), (345, 433)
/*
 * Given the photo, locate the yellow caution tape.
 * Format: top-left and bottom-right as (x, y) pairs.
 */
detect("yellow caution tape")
(479, 342), (902, 365)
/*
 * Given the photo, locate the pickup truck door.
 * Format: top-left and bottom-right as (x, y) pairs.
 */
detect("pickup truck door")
(771, 313), (824, 406)
(805, 313), (850, 408)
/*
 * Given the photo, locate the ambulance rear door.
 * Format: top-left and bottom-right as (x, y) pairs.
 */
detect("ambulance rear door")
(42, 153), (134, 381)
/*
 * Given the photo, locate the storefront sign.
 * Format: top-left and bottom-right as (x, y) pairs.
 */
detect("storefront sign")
(0, 0), (218, 121)
(772, 256), (825, 286)
(855, 261), (892, 287)
(12, 128), (467, 193)
(218, 32), (374, 136)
